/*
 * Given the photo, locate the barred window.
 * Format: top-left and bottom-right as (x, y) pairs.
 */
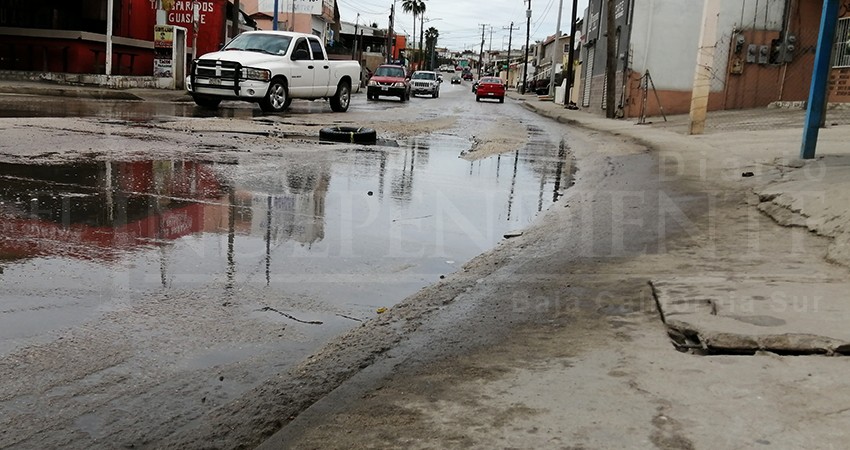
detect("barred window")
(833, 17), (850, 68)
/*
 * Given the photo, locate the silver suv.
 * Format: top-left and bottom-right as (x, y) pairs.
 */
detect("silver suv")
(410, 71), (440, 98)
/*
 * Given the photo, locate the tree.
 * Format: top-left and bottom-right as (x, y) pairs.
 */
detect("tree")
(402, 0), (425, 65)
(425, 27), (439, 70)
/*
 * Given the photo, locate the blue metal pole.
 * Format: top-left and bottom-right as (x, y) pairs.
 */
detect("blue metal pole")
(801, 0), (840, 159)
(273, 0), (280, 30)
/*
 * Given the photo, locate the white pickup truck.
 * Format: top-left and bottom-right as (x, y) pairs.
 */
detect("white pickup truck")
(186, 31), (360, 113)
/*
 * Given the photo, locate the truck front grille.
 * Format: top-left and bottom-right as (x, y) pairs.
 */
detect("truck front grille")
(194, 60), (241, 81)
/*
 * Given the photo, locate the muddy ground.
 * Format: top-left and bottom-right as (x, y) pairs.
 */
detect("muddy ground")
(3, 87), (850, 450)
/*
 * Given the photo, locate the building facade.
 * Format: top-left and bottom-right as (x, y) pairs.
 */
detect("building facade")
(580, 0), (846, 118)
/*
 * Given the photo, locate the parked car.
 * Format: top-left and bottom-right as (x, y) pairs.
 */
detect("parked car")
(367, 64), (411, 101)
(187, 30), (361, 113)
(475, 77), (506, 103)
(451, 75), (461, 84)
(410, 70), (440, 98)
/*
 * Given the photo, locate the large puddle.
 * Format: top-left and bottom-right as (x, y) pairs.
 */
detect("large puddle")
(0, 116), (575, 445)
(0, 128), (570, 351)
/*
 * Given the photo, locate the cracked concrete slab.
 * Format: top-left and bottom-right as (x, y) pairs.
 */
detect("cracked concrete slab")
(652, 277), (850, 354)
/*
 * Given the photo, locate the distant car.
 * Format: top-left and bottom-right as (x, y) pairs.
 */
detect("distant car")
(455, 66), (463, 71)
(462, 71), (473, 81)
(451, 75), (461, 84)
(410, 70), (440, 98)
(367, 64), (411, 101)
(475, 77), (506, 103)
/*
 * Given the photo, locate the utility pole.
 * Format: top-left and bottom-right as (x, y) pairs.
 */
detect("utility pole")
(504, 22), (520, 82)
(478, 24), (487, 78)
(564, 0), (579, 107)
(521, 0), (531, 94)
(605, 0), (617, 118)
(488, 26), (494, 74)
(688, 0), (720, 135)
(801, 0), (840, 159)
(489, 26), (494, 52)
(548, 0), (564, 97)
(290, 0), (296, 31)
(231, 0), (241, 38)
(353, 13), (360, 59)
(387, 1), (395, 63)
(272, 0), (279, 30)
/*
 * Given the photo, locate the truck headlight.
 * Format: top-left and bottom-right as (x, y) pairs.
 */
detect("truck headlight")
(393, 82), (406, 88)
(244, 67), (271, 81)
(368, 80), (378, 87)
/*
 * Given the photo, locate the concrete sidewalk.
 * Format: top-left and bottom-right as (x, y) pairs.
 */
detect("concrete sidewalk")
(0, 78), (192, 102)
(508, 90), (850, 354)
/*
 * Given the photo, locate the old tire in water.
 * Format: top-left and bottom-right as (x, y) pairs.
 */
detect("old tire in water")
(192, 95), (221, 110)
(319, 126), (377, 145)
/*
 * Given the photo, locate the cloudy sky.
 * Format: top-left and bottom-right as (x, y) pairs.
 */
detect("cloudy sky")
(336, 0), (588, 52)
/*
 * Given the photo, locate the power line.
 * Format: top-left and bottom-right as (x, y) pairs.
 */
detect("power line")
(338, 0), (388, 16)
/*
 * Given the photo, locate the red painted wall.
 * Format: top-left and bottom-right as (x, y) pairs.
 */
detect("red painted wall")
(124, 0), (228, 56)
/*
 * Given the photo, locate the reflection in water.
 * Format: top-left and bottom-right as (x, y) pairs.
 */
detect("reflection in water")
(0, 160), (224, 261)
(507, 149), (520, 221)
(1, 126), (569, 304)
(553, 139), (569, 202)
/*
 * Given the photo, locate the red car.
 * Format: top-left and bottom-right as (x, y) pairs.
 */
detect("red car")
(475, 77), (506, 103)
(367, 64), (411, 102)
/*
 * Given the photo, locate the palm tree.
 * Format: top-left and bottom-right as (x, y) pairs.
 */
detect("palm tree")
(425, 27), (439, 70)
(402, 0), (425, 65)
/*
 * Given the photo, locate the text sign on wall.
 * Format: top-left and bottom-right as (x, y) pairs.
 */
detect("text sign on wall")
(149, 0), (226, 56)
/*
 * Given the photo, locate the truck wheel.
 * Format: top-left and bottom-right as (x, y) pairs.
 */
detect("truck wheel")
(260, 78), (289, 113)
(432, 90), (438, 99)
(330, 81), (351, 112)
(192, 95), (221, 109)
(319, 126), (377, 145)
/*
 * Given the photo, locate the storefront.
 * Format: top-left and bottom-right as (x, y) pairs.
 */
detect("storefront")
(0, 0), (235, 76)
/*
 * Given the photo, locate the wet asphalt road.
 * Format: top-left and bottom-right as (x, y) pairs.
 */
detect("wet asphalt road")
(0, 81), (579, 447)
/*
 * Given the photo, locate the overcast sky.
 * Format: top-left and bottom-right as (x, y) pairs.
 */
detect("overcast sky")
(336, 0), (588, 52)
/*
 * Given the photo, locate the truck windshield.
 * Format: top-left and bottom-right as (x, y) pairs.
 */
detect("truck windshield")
(375, 66), (405, 78)
(412, 72), (436, 80)
(224, 34), (292, 55)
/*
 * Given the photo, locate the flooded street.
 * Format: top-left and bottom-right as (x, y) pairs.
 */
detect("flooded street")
(0, 82), (575, 448)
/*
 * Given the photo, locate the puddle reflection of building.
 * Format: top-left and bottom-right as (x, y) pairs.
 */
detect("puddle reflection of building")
(0, 160), (225, 263)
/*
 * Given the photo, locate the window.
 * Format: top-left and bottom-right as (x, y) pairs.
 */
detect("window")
(293, 38), (311, 60)
(308, 37), (325, 60)
(833, 17), (850, 68)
